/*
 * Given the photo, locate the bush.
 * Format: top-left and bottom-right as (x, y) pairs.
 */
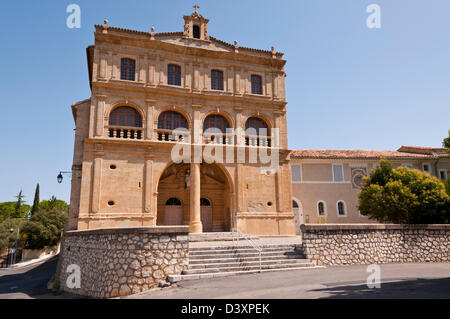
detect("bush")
(21, 209), (68, 250)
(358, 159), (450, 224)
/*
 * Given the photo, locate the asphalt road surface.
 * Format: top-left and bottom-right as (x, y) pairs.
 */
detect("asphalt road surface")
(1, 257), (449, 299)
(0, 256), (60, 299)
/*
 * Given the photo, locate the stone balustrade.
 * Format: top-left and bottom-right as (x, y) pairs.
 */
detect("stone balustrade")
(108, 126), (143, 140)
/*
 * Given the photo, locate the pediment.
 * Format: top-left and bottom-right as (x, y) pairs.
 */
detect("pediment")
(157, 35), (233, 53)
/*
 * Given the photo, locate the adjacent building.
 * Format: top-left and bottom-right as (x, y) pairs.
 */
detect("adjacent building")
(290, 146), (450, 233)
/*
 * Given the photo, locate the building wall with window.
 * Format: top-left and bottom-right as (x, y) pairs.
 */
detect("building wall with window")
(67, 9), (293, 236)
(290, 147), (450, 225)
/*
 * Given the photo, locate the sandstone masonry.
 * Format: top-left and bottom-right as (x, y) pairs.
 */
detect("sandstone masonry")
(301, 224), (450, 266)
(57, 226), (189, 298)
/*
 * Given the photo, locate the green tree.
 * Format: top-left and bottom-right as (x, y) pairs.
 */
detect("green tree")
(358, 159), (450, 224)
(443, 130), (450, 148)
(30, 184), (40, 217)
(21, 209), (68, 250)
(39, 197), (69, 214)
(0, 202), (31, 222)
(13, 190), (28, 219)
(0, 218), (26, 252)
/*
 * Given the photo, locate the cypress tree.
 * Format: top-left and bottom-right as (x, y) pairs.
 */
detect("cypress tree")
(31, 183), (40, 216)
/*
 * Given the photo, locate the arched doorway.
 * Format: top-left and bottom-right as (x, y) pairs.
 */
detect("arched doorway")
(157, 163), (233, 232)
(164, 198), (183, 226)
(201, 198), (213, 233)
(293, 199), (303, 235)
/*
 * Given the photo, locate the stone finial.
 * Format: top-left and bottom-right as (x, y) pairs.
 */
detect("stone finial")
(150, 27), (155, 40)
(271, 46), (276, 59)
(234, 41), (239, 53)
(102, 19), (108, 34)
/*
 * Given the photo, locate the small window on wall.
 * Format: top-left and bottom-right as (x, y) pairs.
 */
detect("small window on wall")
(211, 70), (224, 91)
(193, 25), (200, 39)
(291, 165), (302, 182)
(318, 202), (326, 216)
(168, 64), (181, 86)
(333, 164), (344, 182)
(423, 164), (431, 174)
(440, 169), (448, 181)
(337, 201), (346, 217)
(121, 58), (136, 81)
(251, 75), (263, 95)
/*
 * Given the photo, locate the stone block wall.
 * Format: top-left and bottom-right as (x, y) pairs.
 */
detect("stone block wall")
(301, 224), (450, 266)
(56, 226), (189, 298)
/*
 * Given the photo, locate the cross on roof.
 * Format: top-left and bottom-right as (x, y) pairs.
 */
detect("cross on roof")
(193, 4), (200, 14)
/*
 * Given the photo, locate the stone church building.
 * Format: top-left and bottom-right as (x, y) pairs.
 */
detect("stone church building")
(68, 8), (294, 236)
(67, 8), (450, 237)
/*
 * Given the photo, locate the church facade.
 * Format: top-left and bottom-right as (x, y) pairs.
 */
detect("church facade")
(67, 8), (295, 236)
(67, 9), (450, 236)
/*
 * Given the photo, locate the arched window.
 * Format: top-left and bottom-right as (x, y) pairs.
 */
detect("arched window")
(200, 198), (211, 206)
(109, 107), (142, 128)
(193, 25), (200, 39)
(337, 201), (346, 216)
(245, 117), (269, 136)
(318, 202), (326, 216)
(166, 198), (182, 206)
(251, 75), (263, 95)
(157, 111), (189, 142)
(121, 58), (136, 81)
(211, 70), (224, 91)
(168, 64), (181, 86)
(158, 111), (188, 130)
(203, 115), (229, 134)
(293, 201), (299, 209)
(245, 117), (270, 147)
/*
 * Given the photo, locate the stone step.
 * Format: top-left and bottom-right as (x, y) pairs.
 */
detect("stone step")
(182, 261), (315, 275)
(189, 244), (299, 252)
(189, 254), (306, 264)
(168, 265), (326, 283)
(190, 247), (302, 256)
(188, 258), (311, 270)
(189, 233), (260, 242)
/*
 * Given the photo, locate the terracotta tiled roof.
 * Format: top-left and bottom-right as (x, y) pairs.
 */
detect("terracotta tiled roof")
(397, 146), (450, 157)
(290, 149), (446, 160)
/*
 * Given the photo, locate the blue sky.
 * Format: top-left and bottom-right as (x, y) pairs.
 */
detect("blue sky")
(0, 0), (449, 203)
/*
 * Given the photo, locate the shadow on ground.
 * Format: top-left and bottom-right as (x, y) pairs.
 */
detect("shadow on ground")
(312, 277), (450, 299)
(0, 256), (84, 299)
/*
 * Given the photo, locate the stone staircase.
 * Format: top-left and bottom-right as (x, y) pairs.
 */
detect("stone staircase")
(168, 242), (322, 282)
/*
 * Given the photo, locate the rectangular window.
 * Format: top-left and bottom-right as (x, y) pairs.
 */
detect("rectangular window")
(291, 165), (302, 182)
(333, 164), (344, 182)
(121, 58), (136, 81)
(168, 64), (181, 86)
(439, 169), (448, 181)
(251, 75), (262, 95)
(211, 70), (224, 90)
(423, 164), (430, 173)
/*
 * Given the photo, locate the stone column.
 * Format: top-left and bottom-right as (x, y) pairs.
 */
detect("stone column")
(144, 148), (154, 215)
(96, 95), (107, 137)
(189, 162), (202, 233)
(91, 145), (104, 214)
(145, 99), (155, 140)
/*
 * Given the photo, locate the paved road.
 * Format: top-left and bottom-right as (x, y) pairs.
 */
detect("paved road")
(0, 256), (60, 299)
(1, 257), (449, 299)
(128, 263), (450, 299)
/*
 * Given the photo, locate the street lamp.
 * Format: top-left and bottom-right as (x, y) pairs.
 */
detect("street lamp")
(57, 171), (72, 184)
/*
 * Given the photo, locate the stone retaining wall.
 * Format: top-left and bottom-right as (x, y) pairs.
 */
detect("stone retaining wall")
(56, 226), (189, 298)
(301, 224), (450, 266)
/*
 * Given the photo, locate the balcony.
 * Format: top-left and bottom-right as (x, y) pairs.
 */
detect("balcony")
(156, 129), (190, 142)
(245, 135), (271, 148)
(108, 126), (143, 140)
(203, 133), (235, 145)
